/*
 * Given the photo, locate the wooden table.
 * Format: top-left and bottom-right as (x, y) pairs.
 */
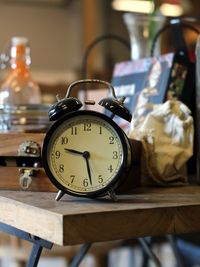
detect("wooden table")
(0, 185), (200, 267)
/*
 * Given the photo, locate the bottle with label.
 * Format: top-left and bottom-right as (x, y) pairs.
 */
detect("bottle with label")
(0, 37), (42, 105)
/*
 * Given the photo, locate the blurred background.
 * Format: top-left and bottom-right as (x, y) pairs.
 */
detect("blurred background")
(0, 1), (199, 267)
(0, 0), (198, 100)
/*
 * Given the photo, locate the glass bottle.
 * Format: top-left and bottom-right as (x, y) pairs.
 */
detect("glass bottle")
(0, 37), (42, 105)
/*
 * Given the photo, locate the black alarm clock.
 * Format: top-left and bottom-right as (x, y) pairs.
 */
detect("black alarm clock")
(42, 79), (132, 201)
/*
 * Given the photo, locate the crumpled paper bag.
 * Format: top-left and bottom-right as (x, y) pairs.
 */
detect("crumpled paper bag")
(129, 100), (194, 186)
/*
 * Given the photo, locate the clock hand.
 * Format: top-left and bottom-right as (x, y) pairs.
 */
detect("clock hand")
(65, 148), (92, 185)
(64, 148), (84, 156)
(83, 151), (92, 186)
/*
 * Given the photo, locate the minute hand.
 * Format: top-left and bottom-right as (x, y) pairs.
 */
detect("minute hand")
(83, 152), (92, 185)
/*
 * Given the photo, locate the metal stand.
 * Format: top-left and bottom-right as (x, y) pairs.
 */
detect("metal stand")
(0, 222), (53, 267)
(139, 235), (186, 267)
(0, 221), (93, 267)
(69, 243), (92, 267)
(26, 244), (43, 267)
(138, 237), (162, 267)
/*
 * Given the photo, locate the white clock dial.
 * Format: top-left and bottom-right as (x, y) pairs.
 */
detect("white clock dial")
(43, 110), (132, 197)
(47, 114), (124, 193)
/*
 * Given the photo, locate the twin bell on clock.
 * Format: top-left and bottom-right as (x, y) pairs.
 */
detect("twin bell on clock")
(42, 79), (133, 201)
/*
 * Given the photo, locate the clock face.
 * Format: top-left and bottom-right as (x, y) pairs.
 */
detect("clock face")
(42, 110), (131, 197)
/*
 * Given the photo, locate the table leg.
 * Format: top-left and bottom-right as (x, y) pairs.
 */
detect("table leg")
(0, 222), (53, 267)
(138, 237), (162, 267)
(69, 243), (92, 267)
(26, 243), (43, 267)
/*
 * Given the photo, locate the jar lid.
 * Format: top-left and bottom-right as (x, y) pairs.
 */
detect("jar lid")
(11, 37), (29, 46)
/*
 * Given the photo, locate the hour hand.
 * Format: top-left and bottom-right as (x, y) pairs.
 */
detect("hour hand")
(64, 148), (84, 156)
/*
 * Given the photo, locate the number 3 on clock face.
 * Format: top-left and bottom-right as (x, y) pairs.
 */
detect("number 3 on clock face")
(42, 110), (132, 198)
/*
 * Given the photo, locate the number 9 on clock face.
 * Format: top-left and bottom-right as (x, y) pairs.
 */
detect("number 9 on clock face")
(42, 110), (132, 198)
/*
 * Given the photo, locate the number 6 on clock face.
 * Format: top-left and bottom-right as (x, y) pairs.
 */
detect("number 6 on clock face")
(42, 110), (132, 198)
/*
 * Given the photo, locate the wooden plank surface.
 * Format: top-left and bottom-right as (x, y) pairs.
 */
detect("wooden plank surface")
(0, 186), (200, 246)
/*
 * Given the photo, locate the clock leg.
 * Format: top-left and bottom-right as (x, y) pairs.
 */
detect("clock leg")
(55, 190), (65, 201)
(107, 190), (118, 202)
